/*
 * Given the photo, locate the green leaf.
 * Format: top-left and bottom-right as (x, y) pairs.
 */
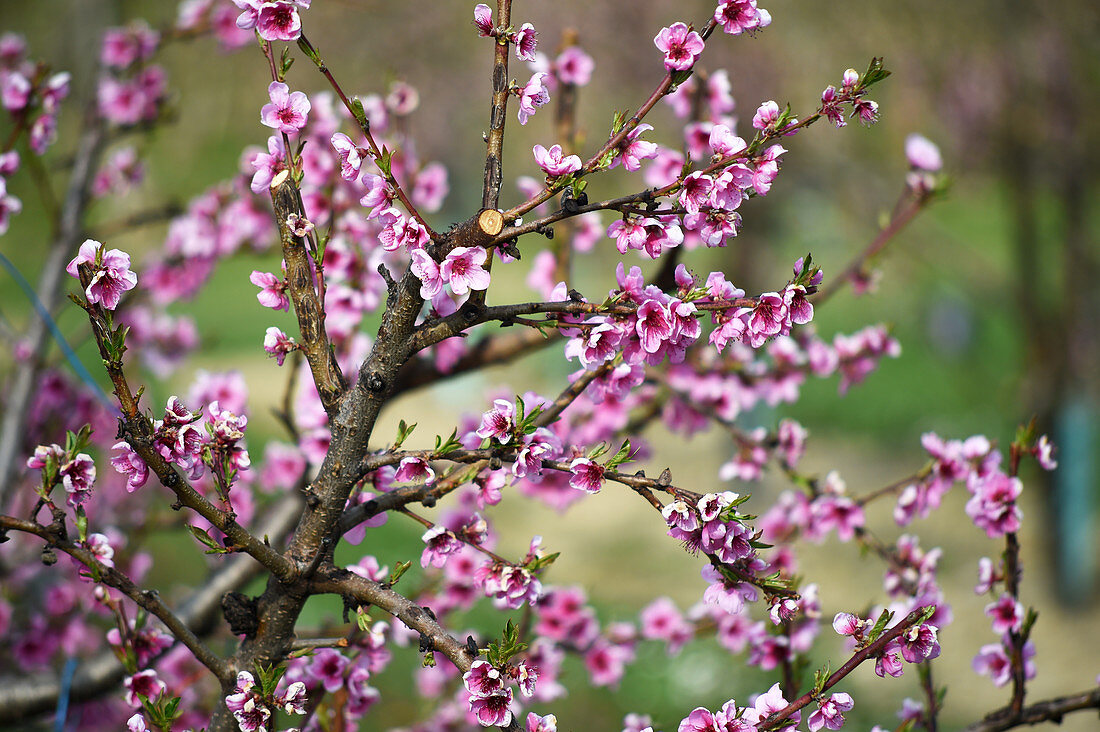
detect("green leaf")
(356, 606), (372, 631)
(866, 608), (894, 644)
(187, 524), (229, 554)
(605, 440), (634, 470)
(527, 551), (560, 573)
(388, 560), (412, 586)
(395, 420), (417, 448)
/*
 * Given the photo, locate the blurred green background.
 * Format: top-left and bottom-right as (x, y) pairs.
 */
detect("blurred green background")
(2, 0), (1099, 729)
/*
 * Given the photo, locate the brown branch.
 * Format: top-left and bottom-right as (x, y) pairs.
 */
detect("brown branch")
(0, 493), (301, 721)
(814, 189), (929, 303)
(964, 687), (1100, 732)
(0, 514), (231, 684)
(295, 33), (436, 238)
(760, 607), (931, 730)
(271, 173), (347, 416)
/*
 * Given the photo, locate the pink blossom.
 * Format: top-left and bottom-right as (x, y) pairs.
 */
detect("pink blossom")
(832, 612), (865, 637)
(517, 72), (550, 125)
(556, 46), (594, 86)
(526, 712), (557, 731)
(640, 597), (693, 654)
(808, 692), (854, 732)
(533, 143), (581, 177)
(249, 135), (286, 193)
(469, 688), (513, 727)
(441, 246), (491, 295)
(395, 456), (435, 484)
(965, 471), (1022, 538)
(612, 123), (659, 171)
(514, 23), (538, 62)
(473, 4), (494, 36)
(124, 669), (166, 707)
(421, 525), (463, 568)
(307, 647), (349, 693)
(984, 595), (1023, 635)
(679, 171), (714, 214)
(60, 452), (96, 508)
(386, 80), (419, 115)
(897, 622), (940, 665)
(1034, 434), (1057, 470)
(110, 441), (149, 492)
(260, 81), (310, 134)
(752, 100), (780, 130)
(263, 327), (296, 366)
(330, 132), (366, 180)
(0, 179), (20, 236)
(709, 124), (747, 157)
(410, 249), (444, 299)
(714, 1), (772, 36)
(463, 660), (505, 697)
(411, 161), (449, 213)
(476, 399), (515, 443)
(249, 269), (289, 311)
(1, 71), (30, 111)
(973, 641), (1035, 687)
(607, 217), (650, 254)
(86, 532), (115, 568)
(568, 457), (605, 493)
(654, 23), (705, 71)
(636, 299), (673, 354)
(65, 239), (138, 310)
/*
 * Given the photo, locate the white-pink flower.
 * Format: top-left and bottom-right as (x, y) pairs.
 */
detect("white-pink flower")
(65, 239), (138, 310)
(517, 72), (550, 125)
(653, 22), (704, 71)
(260, 81), (311, 134)
(532, 143), (581, 177)
(441, 246), (491, 295)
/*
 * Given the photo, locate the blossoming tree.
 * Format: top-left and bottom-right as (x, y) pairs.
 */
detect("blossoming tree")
(0, 2), (1093, 732)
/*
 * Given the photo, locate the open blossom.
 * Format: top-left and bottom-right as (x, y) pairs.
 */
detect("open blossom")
(394, 456), (435, 484)
(568, 457), (605, 493)
(60, 452), (96, 507)
(752, 100), (780, 130)
(421, 525), (463, 568)
(410, 249), (444, 299)
(714, 0), (772, 36)
(124, 669), (166, 707)
(984, 594), (1024, 635)
(517, 72), (550, 125)
(249, 270), (289, 311)
(441, 246), (491, 295)
(654, 22), (704, 71)
(260, 81), (310, 134)
(808, 692), (854, 732)
(513, 22), (538, 61)
(225, 671), (272, 732)
(900, 623), (941, 663)
(235, 1), (307, 42)
(611, 123), (658, 171)
(330, 132), (366, 180)
(532, 143), (581, 177)
(469, 688), (514, 727)
(111, 441), (149, 492)
(65, 239), (138, 310)
(86, 532), (115, 567)
(473, 4), (494, 36)
(249, 135), (286, 193)
(476, 399), (515, 443)
(973, 640), (1036, 687)
(463, 660), (505, 697)
(263, 326), (296, 366)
